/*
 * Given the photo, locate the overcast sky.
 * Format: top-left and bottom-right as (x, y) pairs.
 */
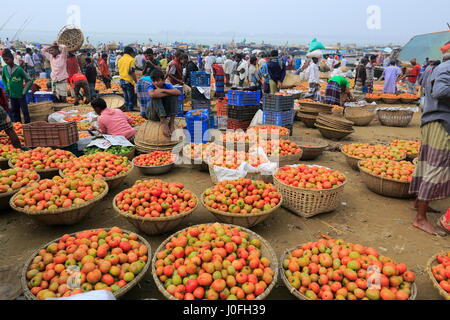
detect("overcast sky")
(0, 0), (449, 45)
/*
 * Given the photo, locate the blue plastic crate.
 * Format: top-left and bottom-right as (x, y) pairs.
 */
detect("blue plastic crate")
(25, 91), (34, 104)
(174, 86), (185, 116)
(33, 92), (54, 103)
(263, 109), (295, 126)
(191, 72), (211, 87)
(227, 90), (261, 106)
(185, 109), (211, 143)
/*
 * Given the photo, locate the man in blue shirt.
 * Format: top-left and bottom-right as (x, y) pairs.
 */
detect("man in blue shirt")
(147, 69), (182, 137)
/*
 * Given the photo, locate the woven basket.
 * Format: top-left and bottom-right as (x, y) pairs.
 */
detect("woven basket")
(315, 124), (354, 140)
(21, 227), (151, 300)
(426, 252), (450, 300)
(57, 25), (84, 52)
(151, 223), (279, 300)
(8, 159), (60, 179)
(113, 193), (198, 236)
(10, 180), (108, 225)
(273, 165), (346, 218)
(299, 117), (317, 128)
(61, 105), (93, 113)
(0, 172), (41, 210)
(291, 137), (328, 161)
(377, 110), (414, 127)
(60, 164), (134, 190)
(208, 164), (273, 185)
(358, 162), (413, 199)
(102, 95), (126, 110)
(280, 245), (418, 300)
(344, 107), (376, 126)
(401, 98), (419, 104)
(340, 149), (363, 171)
(269, 151), (303, 167)
(53, 103), (74, 112)
(382, 98), (400, 104)
(201, 193), (282, 228)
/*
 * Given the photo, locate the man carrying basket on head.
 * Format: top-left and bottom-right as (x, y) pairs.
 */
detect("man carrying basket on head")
(41, 42), (69, 103)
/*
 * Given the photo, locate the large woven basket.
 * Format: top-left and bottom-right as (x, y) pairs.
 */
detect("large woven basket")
(269, 151), (303, 167)
(426, 252), (450, 300)
(60, 105), (93, 113)
(280, 244), (417, 300)
(377, 110), (414, 127)
(113, 193), (198, 236)
(340, 149), (364, 171)
(102, 94), (126, 110)
(273, 165), (346, 218)
(315, 124), (354, 141)
(0, 172), (41, 210)
(9, 159), (61, 179)
(21, 227), (151, 300)
(344, 107), (376, 126)
(358, 162), (413, 199)
(382, 98), (401, 104)
(151, 223), (279, 300)
(10, 180), (108, 225)
(291, 137), (328, 161)
(60, 164), (133, 190)
(57, 25), (84, 52)
(52, 103), (74, 112)
(201, 193), (282, 228)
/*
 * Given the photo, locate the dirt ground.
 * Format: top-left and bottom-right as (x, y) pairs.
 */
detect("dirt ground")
(1, 113), (449, 300)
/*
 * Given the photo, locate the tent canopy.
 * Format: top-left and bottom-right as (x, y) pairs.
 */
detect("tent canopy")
(398, 30), (450, 64)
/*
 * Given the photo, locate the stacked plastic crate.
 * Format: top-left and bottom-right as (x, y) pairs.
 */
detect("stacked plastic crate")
(216, 97), (228, 130)
(262, 94), (295, 134)
(226, 90), (261, 130)
(191, 72), (211, 110)
(174, 86), (185, 117)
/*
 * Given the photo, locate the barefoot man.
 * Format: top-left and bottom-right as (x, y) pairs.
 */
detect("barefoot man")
(409, 47), (450, 236)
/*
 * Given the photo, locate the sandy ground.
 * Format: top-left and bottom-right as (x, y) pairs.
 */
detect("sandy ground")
(1, 113), (449, 300)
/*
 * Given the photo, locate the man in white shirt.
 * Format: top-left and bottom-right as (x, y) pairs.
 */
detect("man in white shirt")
(204, 52), (216, 74)
(307, 57), (321, 101)
(24, 48), (35, 77)
(326, 55), (334, 70)
(135, 52), (145, 70)
(223, 56), (234, 86)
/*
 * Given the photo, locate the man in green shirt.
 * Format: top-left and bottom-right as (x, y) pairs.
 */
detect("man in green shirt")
(1, 49), (33, 123)
(324, 75), (353, 106)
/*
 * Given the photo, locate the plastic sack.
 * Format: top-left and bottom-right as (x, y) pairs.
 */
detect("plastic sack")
(249, 109), (264, 127)
(308, 38), (325, 52)
(281, 73), (302, 89)
(306, 50), (323, 58)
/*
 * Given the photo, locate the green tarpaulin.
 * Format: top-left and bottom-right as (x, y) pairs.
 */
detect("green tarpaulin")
(398, 31), (450, 64)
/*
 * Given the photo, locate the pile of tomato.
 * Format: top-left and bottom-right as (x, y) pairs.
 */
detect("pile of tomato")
(275, 165), (346, 190)
(115, 179), (197, 218)
(359, 159), (415, 182)
(0, 168), (40, 194)
(60, 152), (132, 179)
(10, 147), (75, 171)
(12, 176), (107, 211)
(133, 151), (176, 167)
(203, 179), (281, 214)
